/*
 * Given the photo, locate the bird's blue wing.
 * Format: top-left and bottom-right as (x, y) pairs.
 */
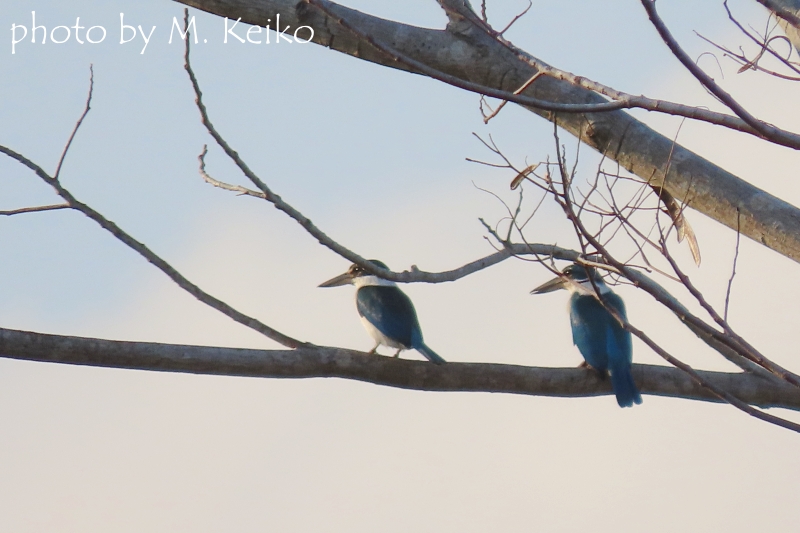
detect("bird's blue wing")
(356, 286), (420, 348)
(571, 292), (640, 407)
(569, 293), (612, 371)
(602, 292), (632, 365)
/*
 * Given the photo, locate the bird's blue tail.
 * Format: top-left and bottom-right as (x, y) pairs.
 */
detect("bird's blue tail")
(416, 343), (446, 365)
(609, 365), (642, 408)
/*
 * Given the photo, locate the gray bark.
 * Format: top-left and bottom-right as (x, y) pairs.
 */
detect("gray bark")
(1, 327), (798, 410)
(175, 0), (800, 263)
(757, 0), (800, 51)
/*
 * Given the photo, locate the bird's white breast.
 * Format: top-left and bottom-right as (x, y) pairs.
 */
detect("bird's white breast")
(359, 315), (406, 349)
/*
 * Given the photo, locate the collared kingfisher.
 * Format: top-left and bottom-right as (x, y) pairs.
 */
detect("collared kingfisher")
(319, 260), (446, 365)
(531, 263), (642, 407)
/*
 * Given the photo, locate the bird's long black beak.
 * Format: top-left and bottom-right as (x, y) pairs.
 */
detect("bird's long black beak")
(318, 271), (354, 288)
(530, 275), (568, 294)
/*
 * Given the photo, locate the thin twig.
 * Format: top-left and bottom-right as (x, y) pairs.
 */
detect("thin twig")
(660, 245), (800, 387)
(302, 0), (630, 114)
(700, 31), (800, 80)
(724, 209), (741, 321)
(198, 145), (265, 198)
(0, 204), (70, 216)
(0, 73), (303, 349)
(439, 0), (800, 148)
(181, 9), (400, 283)
(483, 72), (542, 123)
(640, 0), (798, 146)
(544, 142), (786, 380)
(625, 317), (800, 433)
(693, 1), (800, 79)
(498, 0), (532, 36)
(548, 143), (800, 432)
(54, 65), (94, 181)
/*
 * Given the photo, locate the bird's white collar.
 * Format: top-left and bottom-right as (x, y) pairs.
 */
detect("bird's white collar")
(567, 279), (612, 296)
(353, 275), (397, 288)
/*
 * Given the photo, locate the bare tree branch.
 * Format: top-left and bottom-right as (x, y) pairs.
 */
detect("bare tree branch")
(1, 326), (797, 410)
(54, 65), (94, 181)
(497, 1), (531, 36)
(461, 137), (770, 385)
(725, 209), (742, 322)
(174, 0), (800, 266)
(0, 142), (304, 348)
(755, 0), (800, 32)
(620, 311), (800, 433)
(0, 71), (303, 349)
(198, 145), (264, 198)
(0, 1), (794, 445)
(309, 0), (800, 146)
(640, 0), (796, 145)
(303, 0), (629, 114)
(531, 135), (800, 431)
(532, 137), (790, 383)
(183, 11), (393, 283)
(699, 1), (800, 80)
(0, 204), (70, 216)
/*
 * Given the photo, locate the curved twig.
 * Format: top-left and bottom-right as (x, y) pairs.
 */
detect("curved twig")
(640, 0), (799, 147)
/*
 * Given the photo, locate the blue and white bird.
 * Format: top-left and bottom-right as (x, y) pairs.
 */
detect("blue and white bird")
(319, 260), (446, 365)
(531, 263), (642, 407)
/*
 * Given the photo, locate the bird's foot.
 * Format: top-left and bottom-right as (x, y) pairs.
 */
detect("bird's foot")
(393, 349), (401, 358)
(579, 361), (606, 380)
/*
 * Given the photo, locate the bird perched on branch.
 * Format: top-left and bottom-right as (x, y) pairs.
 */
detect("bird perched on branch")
(531, 263), (642, 407)
(319, 260), (446, 365)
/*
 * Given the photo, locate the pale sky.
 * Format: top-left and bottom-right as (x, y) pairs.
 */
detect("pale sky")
(0, 0), (798, 531)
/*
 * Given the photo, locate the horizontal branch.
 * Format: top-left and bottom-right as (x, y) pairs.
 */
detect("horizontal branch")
(0, 327), (797, 410)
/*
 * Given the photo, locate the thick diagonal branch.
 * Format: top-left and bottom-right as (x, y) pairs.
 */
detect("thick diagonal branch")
(175, 0), (800, 265)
